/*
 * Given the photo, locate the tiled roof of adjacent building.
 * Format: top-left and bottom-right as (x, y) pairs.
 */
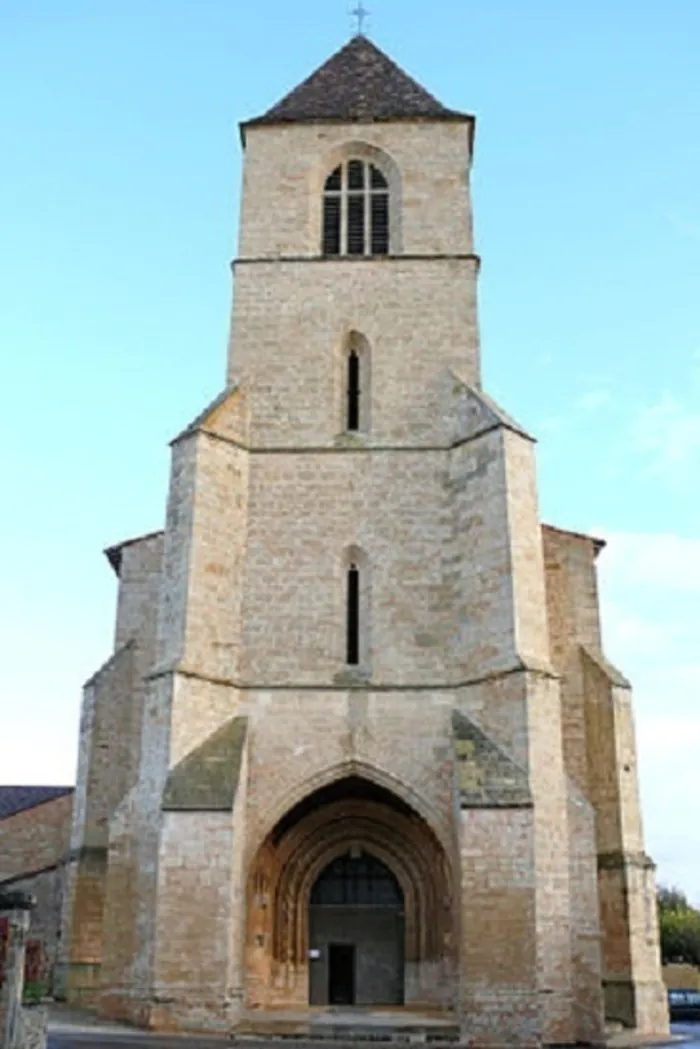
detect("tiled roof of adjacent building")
(242, 35), (471, 134)
(104, 529), (164, 576)
(542, 523), (607, 556)
(0, 786), (74, 821)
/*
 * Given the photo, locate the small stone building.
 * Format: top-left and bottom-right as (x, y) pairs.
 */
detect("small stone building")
(56, 34), (669, 1045)
(0, 787), (73, 994)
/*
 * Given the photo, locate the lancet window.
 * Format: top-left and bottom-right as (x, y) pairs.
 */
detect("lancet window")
(346, 564), (360, 665)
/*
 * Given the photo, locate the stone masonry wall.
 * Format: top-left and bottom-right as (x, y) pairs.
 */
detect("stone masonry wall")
(242, 692), (458, 864)
(228, 122), (480, 430)
(99, 676), (174, 1024)
(242, 449), (453, 685)
(542, 525), (668, 1035)
(584, 655), (668, 1033)
(566, 784), (605, 1044)
(460, 806), (540, 1047)
(446, 434), (522, 682)
(95, 442), (201, 1022)
(502, 430), (551, 668)
(495, 435), (574, 1042)
(238, 121), (474, 260)
(60, 533), (164, 1005)
(175, 433), (248, 687)
(151, 812), (234, 1032)
(228, 258), (481, 446)
(0, 797), (72, 884)
(542, 525), (602, 792)
(163, 398), (549, 699)
(113, 533), (165, 792)
(58, 644), (132, 1003)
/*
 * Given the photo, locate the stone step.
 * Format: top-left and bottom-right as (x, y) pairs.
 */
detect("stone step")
(236, 1024), (462, 1045)
(236, 1038), (462, 1047)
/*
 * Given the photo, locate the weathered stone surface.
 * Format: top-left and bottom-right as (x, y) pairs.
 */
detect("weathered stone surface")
(162, 717), (248, 811)
(451, 709), (531, 808)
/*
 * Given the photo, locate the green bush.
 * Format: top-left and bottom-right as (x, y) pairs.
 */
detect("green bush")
(658, 885), (700, 966)
(22, 980), (46, 1005)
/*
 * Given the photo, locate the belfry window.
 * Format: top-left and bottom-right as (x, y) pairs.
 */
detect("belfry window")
(323, 160), (389, 257)
(346, 564), (360, 665)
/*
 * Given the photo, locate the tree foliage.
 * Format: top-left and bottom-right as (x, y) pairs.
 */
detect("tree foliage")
(658, 885), (700, 967)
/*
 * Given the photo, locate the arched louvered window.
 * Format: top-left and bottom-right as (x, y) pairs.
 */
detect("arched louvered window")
(323, 160), (389, 257)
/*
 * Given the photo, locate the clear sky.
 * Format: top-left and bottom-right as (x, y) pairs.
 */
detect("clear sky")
(2, 1), (699, 900)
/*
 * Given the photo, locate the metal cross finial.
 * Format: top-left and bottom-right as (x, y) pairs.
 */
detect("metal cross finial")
(350, 2), (370, 35)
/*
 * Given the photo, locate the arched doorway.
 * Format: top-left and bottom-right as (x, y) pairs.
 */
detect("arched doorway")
(245, 775), (456, 1011)
(309, 852), (404, 1006)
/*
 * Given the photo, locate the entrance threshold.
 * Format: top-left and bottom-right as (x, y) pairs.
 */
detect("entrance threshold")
(238, 1007), (460, 1043)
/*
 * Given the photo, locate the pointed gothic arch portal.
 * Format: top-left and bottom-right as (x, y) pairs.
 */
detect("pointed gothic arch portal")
(245, 775), (457, 1011)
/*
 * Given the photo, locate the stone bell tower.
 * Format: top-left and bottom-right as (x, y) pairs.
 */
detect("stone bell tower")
(59, 33), (669, 1047)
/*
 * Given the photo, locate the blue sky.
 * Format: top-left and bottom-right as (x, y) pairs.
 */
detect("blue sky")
(2, 1), (699, 899)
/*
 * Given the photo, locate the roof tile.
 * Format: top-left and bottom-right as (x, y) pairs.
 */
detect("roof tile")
(0, 786), (73, 821)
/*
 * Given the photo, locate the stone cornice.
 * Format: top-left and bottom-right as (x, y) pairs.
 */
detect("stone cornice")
(145, 658), (558, 692)
(175, 423), (514, 456)
(0, 846), (107, 890)
(597, 850), (656, 872)
(231, 252), (481, 271)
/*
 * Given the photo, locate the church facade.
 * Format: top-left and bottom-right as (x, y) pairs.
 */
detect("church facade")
(57, 36), (669, 1046)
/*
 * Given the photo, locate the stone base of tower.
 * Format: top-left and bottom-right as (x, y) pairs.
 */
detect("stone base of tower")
(98, 987), (240, 1034)
(603, 979), (670, 1038)
(598, 855), (670, 1037)
(54, 963), (102, 1007)
(98, 991), (158, 1030)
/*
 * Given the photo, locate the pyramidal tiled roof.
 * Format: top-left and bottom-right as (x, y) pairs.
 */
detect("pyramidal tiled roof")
(243, 35), (470, 132)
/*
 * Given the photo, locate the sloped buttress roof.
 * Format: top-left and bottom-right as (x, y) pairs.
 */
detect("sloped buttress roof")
(242, 34), (470, 135)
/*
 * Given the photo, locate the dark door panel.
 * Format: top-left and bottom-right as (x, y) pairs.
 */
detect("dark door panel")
(329, 942), (356, 1005)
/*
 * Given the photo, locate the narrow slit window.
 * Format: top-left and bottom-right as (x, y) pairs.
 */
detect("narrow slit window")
(347, 351), (360, 431)
(346, 564), (360, 665)
(342, 333), (369, 436)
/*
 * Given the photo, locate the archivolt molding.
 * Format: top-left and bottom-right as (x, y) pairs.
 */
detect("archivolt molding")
(275, 808), (436, 964)
(247, 758), (452, 862)
(244, 772), (461, 1011)
(248, 792), (453, 970)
